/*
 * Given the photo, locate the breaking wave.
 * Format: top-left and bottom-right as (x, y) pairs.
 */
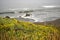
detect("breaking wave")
(42, 6), (56, 8)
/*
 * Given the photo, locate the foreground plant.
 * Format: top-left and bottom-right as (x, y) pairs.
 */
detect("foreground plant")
(0, 17), (60, 40)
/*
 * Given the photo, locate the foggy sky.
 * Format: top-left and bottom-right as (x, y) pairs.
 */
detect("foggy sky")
(0, 0), (60, 9)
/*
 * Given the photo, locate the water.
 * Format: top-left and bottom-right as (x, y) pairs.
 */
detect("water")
(0, 7), (60, 22)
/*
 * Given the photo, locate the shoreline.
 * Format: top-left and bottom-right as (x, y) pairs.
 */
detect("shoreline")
(34, 18), (60, 27)
(2, 16), (60, 27)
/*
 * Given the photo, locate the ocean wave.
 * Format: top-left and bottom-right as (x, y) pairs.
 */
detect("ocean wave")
(21, 14), (38, 22)
(9, 16), (37, 22)
(42, 6), (56, 8)
(0, 11), (14, 14)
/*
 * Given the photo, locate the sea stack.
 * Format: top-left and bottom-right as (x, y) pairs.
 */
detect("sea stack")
(25, 13), (32, 17)
(5, 16), (10, 18)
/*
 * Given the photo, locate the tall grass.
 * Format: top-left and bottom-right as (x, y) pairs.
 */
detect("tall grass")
(0, 17), (60, 40)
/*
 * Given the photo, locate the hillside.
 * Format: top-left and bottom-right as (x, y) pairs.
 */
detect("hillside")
(34, 19), (60, 30)
(0, 17), (60, 40)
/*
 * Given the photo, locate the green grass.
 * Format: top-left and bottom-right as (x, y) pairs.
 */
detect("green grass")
(0, 17), (60, 40)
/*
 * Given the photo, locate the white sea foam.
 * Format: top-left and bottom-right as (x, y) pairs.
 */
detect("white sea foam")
(21, 14), (38, 22)
(42, 6), (56, 8)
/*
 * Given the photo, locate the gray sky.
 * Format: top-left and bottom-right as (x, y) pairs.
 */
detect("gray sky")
(0, 0), (60, 9)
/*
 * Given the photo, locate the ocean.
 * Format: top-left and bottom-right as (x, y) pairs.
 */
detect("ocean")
(0, 7), (60, 22)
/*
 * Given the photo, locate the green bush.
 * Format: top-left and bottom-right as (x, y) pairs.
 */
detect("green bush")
(0, 17), (60, 40)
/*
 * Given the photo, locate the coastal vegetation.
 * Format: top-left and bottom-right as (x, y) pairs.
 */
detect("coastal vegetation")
(0, 17), (60, 40)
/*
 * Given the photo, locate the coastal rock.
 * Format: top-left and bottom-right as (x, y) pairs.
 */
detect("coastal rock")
(5, 16), (10, 18)
(24, 13), (32, 17)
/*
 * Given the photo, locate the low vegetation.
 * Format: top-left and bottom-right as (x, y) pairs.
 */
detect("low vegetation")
(0, 17), (60, 40)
